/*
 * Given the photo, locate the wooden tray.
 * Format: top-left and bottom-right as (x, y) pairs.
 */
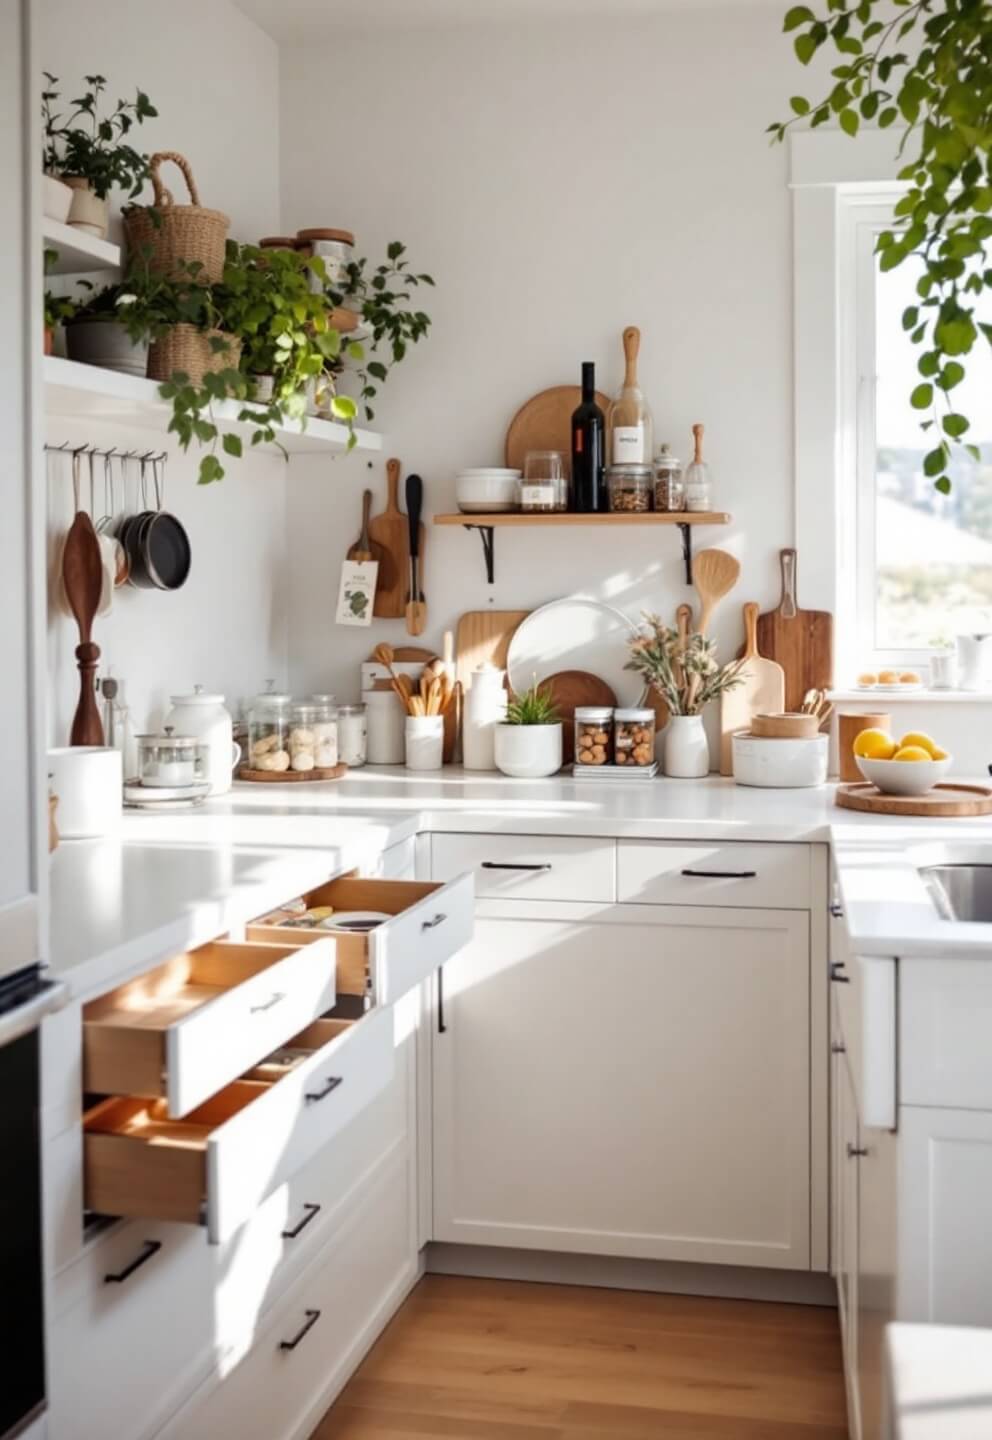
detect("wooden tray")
(239, 764), (348, 784)
(835, 783), (992, 817)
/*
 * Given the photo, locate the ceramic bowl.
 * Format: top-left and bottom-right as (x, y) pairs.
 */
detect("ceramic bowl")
(455, 469), (521, 514)
(856, 754), (952, 796)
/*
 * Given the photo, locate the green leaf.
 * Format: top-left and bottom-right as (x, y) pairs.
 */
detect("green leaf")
(790, 95), (811, 116)
(910, 383), (933, 409)
(878, 107), (898, 129)
(923, 446), (947, 477)
(934, 476), (951, 495)
(198, 454), (224, 485)
(938, 361), (965, 389)
(795, 31), (817, 64)
(783, 4), (815, 30)
(222, 431), (243, 457)
(839, 108), (859, 137)
(330, 395), (357, 420)
(902, 305), (919, 332)
(942, 413), (970, 438)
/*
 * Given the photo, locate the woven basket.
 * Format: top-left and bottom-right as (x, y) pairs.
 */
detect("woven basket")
(124, 151), (230, 282)
(148, 325), (242, 385)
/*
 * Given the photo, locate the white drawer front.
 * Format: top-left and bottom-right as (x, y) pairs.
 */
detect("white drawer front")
(371, 872), (474, 1005)
(618, 839), (811, 910)
(431, 832), (616, 902)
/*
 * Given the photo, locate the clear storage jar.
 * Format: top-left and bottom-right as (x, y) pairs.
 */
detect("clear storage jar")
(337, 703), (368, 767)
(574, 706), (614, 766)
(135, 728), (206, 788)
(607, 464), (653, 513)
(296, 227), (355, 292)
(285, 699), (338, 774)
(247, 687), (292, 773)
(614, 707), (656, 766)
(308, 694), (339, 769)
(654, 445), (685, 512)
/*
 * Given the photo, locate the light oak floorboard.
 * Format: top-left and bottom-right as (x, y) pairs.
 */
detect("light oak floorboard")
(310, 1276), (848, 1440)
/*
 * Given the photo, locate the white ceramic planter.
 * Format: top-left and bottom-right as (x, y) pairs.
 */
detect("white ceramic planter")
(663, 714), (709, 778)
(493, 722), (563, 779)
(43, 172), (73, 223)
(65, 320), (149, 377)
(63, 177), (109, 238)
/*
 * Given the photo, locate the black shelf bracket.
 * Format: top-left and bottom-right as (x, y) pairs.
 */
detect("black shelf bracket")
(463, 524), (496, 584)
(677, 522), (694, 585)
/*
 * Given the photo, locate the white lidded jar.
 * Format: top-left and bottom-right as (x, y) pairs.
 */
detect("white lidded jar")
(366, 683), (405, 764)
(166, 686), (241, 794)
(462, 664), (507, 771)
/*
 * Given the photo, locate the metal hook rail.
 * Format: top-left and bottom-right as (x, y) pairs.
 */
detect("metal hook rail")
(44, 443), (168, 462)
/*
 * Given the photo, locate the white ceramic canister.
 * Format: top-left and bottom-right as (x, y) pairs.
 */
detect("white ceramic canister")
(338, 704), (368, 767)
(663, 714), (710, 778)
(405, 714), (444, 771)
(48, 746), (122, 838)
(462, 664), (508, 771)
(731, 732), (828, 788)
(366, 686), (405, 764)
(166, 686), (241, 795)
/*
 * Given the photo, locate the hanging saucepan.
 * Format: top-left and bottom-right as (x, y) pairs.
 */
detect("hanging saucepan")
(129, 456), (191, 592)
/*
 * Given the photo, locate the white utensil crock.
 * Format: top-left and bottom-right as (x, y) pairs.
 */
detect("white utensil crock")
(165, 687), (240, 794)
(48, 746), (122, 838)
(463, 664), (508, 771)
(663, 715), (710, 778)
(405, 715), (444, 771)
(493, 722), (563, 779)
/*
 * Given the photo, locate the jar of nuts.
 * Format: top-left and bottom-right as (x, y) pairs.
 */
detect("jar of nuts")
(607, 463), (653, 513)
(614, 707), (656, 766)
(247, 687), (292, 773)
(654, 444), (685, 512)
(574, 706), (614, 766)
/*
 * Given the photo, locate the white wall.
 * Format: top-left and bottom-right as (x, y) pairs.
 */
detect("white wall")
(41, 0), (286, 745)
(280, 5), (797, 742)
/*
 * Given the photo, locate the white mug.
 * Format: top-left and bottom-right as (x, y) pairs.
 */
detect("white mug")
(48, 746), (122, 838)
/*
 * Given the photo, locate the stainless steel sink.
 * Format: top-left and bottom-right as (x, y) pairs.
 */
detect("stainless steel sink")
(920, 864), (992, 923)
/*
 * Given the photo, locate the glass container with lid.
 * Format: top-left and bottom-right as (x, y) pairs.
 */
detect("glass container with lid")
(574, 706), (614, 767)
(337, 703), (368, 767)
(684, 422), (712, 512)
(521, 450), (568, 513)
(607, 463), (653, 513)
(614, 707), (656, 766)
(135, 727), (206, 788)
(654, 444), (685, 513)
(287, 697), (339, 773)
(248, 683), (292, 773)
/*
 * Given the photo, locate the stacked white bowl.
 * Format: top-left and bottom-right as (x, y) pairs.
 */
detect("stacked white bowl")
(455, 468), (521, 513)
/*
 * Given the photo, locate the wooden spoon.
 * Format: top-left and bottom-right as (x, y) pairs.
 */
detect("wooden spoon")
(693, 548), (740, 635)
(62, 511), (105, 745)
(348, 488), (387, 567)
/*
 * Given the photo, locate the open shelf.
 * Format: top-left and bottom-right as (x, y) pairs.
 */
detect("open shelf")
(433, 510), (732, 584)
(43, 356), (383, 455)
(43, 219), (121, 274)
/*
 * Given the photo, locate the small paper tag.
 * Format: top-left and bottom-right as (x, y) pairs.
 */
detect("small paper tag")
(335, 560), (378, 626)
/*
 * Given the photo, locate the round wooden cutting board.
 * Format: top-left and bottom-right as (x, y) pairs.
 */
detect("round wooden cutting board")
(835, 783), (992, 817)
(544, 670), (616, 764)
(505, 385), (611, 478)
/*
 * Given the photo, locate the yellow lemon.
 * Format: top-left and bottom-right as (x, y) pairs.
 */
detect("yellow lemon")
(853, 728), (897, 760)
(898, 731), (939, 758)
(893, 745), (932, 762)
(931, 746), (949, 761)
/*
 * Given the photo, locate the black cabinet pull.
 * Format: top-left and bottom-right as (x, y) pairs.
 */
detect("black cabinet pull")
(104, 1239), (162, 1284)
(680, 869), (758, 880)
(480, 862), (552, 872)
(829, 901), (844, 919)
(847, 1143), (868, 1159)
(281, 1202), (320, 1240)
(421, 913), (447, 931)
(279, 1308), (321, 1351)
(437, 964), (446, 1034)
(831, 1041), (847, 1054)
(830, 962), (851, 984)
(305, 1075), (343, 1104)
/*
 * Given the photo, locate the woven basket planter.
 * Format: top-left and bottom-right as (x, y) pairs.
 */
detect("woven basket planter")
(148, 325), (242, 386)
(124, 151), (230, 282)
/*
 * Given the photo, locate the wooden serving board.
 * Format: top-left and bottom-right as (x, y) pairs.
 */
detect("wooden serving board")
(455, 609), (529, 692)
(835, 783), (992, 817)
(369, 458), (424, 618)
(544, 670), (616, 764)
(239, 764), (347, 783)
(720, 602), (786, 775)
(505, 385), (610, 478)
(741, 550), (832, 713)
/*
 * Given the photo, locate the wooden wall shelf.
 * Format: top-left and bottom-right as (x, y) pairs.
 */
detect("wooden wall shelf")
(432, 511), (732, 584)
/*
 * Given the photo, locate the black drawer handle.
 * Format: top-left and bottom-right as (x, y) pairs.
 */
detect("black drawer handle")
(104, 1239), (162, 1284)
(829, 901), (844, 919)
(437, 963), (446, 1034)
(847, 1143), (868, 1159)
(831, 1041), (847, 1054)
(250, 991), (285, 1014)
(422, 912), (447, 931)
(680, 869), (758, 880)
(480, 862), (552, 872)
(279, 1308), (321, 1351)
(830, 962), (850, 984)
(305, 1075), (343, 1103)
(281, 1202), (320, 1239)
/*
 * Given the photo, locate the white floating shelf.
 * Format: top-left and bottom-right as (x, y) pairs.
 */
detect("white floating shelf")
(43, 357), (382, 455)
(43, 219), (121, 274)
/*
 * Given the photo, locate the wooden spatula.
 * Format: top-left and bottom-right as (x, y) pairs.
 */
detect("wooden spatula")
(405, 473), (427, 636)
(62, 511), (105, 745)
(693, 548), (740, 635)
(347, 489), (376, 563)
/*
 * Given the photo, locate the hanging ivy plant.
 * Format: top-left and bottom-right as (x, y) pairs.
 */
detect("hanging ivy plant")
(769, 1), (992, 493)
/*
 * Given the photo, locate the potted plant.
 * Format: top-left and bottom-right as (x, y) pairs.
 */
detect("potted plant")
(625, 615), (744, 777)
(43, 247), (75, 353)
(41, 76), (72, 223)
(42, 73), (156, 238)
(493, 681), (563, 779)
(64, 249), (171, 375)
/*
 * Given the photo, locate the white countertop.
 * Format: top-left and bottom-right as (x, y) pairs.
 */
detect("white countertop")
(48, 769), (992, 996)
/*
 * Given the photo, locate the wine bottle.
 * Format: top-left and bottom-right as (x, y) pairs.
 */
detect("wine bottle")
(571, 361), (606, 512)
(608, 326), (653, 465)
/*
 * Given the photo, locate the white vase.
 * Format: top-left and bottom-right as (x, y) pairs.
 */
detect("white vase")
(463, 664), (507, 770)
(663, 714), (709, 778)
(63, 177), (109, 238)
(493, 722), (562, 779)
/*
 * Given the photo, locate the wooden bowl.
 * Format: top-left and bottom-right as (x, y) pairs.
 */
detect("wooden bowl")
(751, 712), (820, 740)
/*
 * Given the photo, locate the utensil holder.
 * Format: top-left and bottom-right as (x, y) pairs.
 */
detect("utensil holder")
(405, 715), (444, 771)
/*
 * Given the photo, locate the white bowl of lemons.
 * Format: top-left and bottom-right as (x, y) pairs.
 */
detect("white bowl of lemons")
(853, 729), (952, 796)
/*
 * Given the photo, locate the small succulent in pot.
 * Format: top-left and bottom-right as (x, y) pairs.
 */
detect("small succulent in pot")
(494, 680), (563, 779)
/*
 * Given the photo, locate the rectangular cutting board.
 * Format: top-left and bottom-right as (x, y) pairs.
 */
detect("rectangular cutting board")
(744, 549), (833, 713)
(455, 610), (529, 692)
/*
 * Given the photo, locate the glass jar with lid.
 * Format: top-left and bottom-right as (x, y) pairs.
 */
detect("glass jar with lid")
(654, 444), (685, 513)
(614, 708), (656, 766)
(136, 727), (207, 788)
(247, 684), (292, 773)
(337, 703), (368, 767)
(607, 463), (653, 513)
(574, 706), (614, 766)
(521, 450), (568, 513)
(307, 694), (339, 769)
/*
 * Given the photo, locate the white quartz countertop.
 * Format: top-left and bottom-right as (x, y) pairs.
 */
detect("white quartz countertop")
(48, 769), (992, 995)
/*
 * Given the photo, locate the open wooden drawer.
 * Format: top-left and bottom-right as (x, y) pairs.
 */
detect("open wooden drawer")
(247, 873), (474, 1006)
(83, 939), (337, 1118)
(83, 1004), (394, 1244)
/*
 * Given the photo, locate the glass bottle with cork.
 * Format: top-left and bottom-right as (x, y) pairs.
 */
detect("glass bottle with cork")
(607, 326), (654, 467)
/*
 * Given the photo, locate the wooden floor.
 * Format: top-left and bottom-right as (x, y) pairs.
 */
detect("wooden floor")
(310, 1275), (849, 1439)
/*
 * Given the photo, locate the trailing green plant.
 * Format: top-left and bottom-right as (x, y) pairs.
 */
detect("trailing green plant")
(42, 72), (156, 198)
(504, 680), (561, 726)
(769, 1), (992, 494)
(625, 615), (744, 717)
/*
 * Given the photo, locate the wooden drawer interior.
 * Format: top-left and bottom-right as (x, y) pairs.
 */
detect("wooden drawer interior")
(82, 941), (324, 1098)
(248, 877), (445, 995)
(83, 1017), (355, 1225)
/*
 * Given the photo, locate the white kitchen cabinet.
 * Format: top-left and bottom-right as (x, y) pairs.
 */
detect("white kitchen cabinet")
(857, 1121), (896, 1440)
(433, 899), (811, 1269)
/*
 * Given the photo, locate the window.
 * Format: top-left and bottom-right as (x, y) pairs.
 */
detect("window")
(855, 208), (992, 662)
